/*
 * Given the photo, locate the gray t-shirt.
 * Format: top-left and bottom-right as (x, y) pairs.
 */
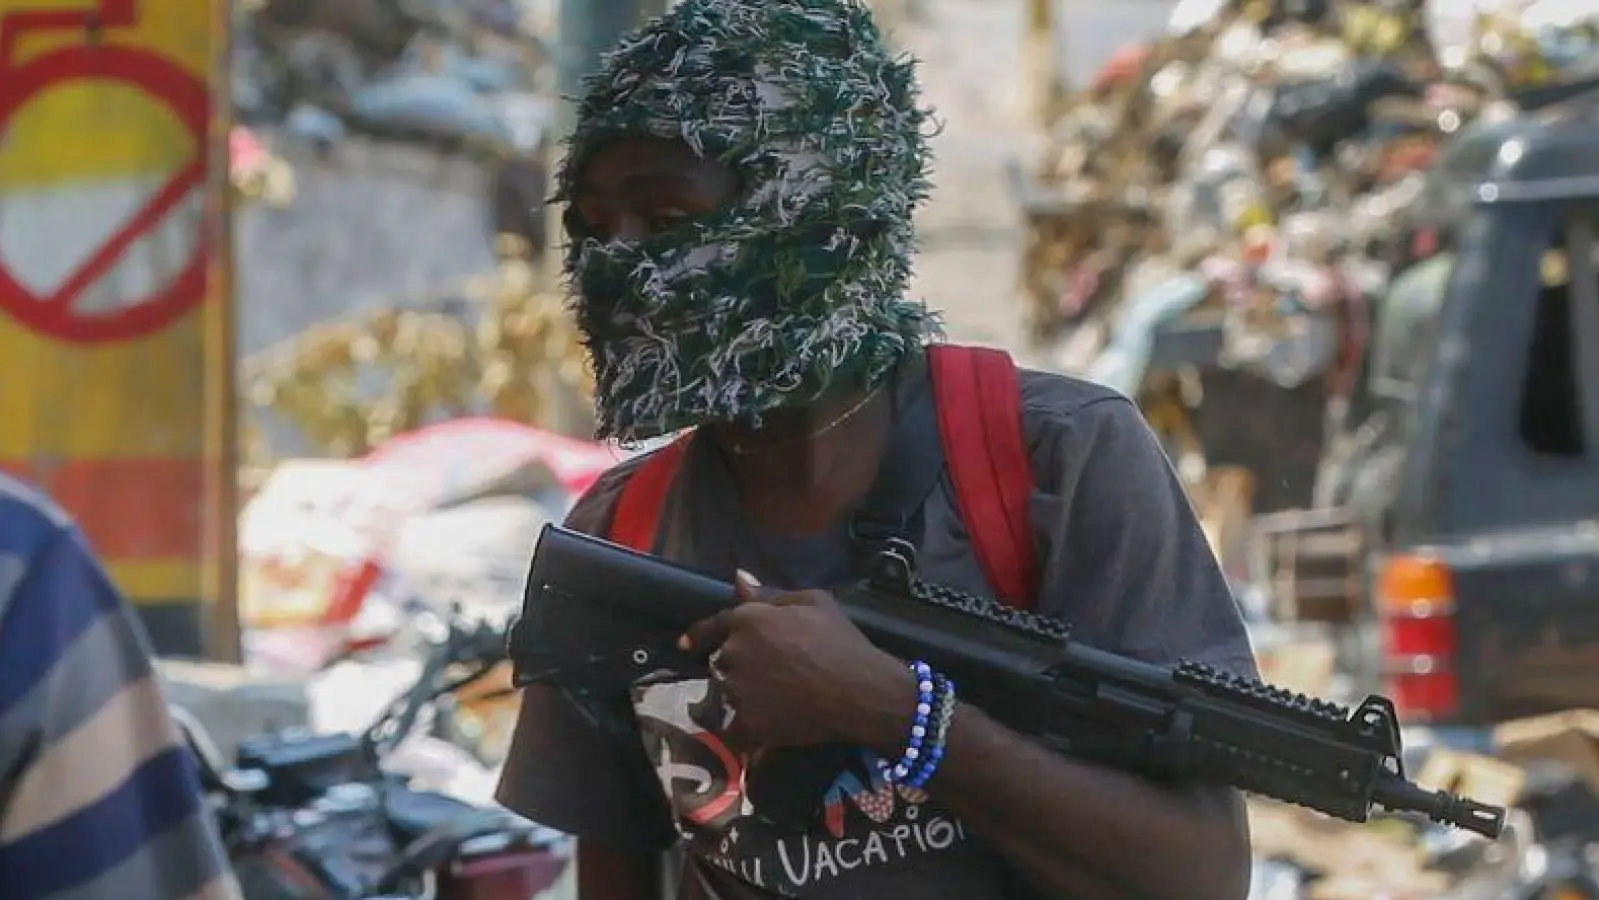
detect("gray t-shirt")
(497, 366), (1258, 900)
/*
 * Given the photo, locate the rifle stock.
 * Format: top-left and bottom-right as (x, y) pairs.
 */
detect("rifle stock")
(509, 524), (1506, 840)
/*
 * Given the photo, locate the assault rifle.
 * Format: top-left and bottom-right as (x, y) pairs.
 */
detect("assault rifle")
(508, 524), (1506, 839)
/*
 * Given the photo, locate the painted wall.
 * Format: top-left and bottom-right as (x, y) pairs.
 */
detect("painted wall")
(0, 0), (233, 657)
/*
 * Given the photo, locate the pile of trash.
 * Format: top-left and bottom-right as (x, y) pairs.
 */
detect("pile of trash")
(235, 415), (624, 761)
(1243, 709), (1599, 899)
(1017, 0), (1599, 401)
(1239, 610), (1599, 898)
(1012, 0), (1599, 549)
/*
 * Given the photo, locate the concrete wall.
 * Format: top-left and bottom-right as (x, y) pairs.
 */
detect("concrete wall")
(236, 133), (503, 355)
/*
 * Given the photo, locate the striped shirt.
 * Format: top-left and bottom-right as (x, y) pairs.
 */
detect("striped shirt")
(0, 475), (239, 900)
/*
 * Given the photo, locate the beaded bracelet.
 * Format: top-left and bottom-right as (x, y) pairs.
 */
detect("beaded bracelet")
(907, 676), (957, 789)
(880, 661), (938, 784)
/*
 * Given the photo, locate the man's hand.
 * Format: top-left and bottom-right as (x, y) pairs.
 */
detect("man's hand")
(679, 572), (914, 752)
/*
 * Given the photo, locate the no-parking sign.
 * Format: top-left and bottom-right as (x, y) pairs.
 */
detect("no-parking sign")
(0, 0), (211, 342)
(0, 0), (230, 657)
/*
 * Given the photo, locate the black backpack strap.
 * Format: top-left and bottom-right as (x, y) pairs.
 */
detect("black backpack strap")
(847, 360), (945, 561)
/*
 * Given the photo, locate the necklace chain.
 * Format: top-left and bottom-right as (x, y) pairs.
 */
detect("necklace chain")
(728, 385), (885, 456)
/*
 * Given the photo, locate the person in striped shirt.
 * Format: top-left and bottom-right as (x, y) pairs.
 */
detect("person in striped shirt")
(0, 474), (239, 900)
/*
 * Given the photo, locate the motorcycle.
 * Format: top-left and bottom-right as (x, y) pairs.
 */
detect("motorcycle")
(174, 613), (570, 900)
(306, 599), (525, 772)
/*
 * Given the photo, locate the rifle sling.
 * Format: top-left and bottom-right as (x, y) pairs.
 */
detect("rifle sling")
(847, 356), (945, 566)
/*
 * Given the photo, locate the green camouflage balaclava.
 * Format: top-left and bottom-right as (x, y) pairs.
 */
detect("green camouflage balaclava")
(558, 0), (942, 443)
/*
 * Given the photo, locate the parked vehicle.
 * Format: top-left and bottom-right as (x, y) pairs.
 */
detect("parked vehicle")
(1250, 81), (1599, 738)
(174, 613), (570, 899)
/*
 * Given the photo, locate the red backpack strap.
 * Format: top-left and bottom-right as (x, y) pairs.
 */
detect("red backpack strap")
(609, 435), (693, 552)
(926, 344), (1041, 608)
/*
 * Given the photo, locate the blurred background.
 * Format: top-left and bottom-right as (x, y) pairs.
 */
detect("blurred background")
(4, 0), (1599, 897)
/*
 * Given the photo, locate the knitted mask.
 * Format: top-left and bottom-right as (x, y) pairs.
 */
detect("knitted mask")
(558, 0), (942, 443)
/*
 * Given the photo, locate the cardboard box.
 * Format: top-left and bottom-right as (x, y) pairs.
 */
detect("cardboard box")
(1414, 747), (1528, 811)
(1495, 709), (1599, 796)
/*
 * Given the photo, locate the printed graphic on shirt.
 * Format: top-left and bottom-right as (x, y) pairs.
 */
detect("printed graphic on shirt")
(633, 676), (973, 897)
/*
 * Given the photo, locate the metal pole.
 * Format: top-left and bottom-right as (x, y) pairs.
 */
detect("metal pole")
(553, 0), (655, 147)
(544, 0), (649, 262)
(542, 0), (658, 268)
(205, 0), (241, 664)
(1024, 0), (1058, 128)
(543, 0), (670, 265)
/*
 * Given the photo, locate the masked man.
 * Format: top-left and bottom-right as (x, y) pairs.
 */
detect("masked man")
(498, 1), (1258, 898)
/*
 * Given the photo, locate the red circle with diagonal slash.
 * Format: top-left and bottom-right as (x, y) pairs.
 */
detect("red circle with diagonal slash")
(0, 44), (210, 344)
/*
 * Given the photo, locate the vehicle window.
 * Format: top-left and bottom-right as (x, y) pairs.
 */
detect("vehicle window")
(1367, 252), (1455, 402)
(1519, 220), (1597, 460)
